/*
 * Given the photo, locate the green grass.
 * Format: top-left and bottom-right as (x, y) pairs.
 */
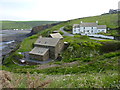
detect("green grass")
(17, 36), (38, 52)
(69, 14), (118, 29)
(0, 21), (58, 30)
(63, 35), (96, 43)
(47, 71), (119, 88)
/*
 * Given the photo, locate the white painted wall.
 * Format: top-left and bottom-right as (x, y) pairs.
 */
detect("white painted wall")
(73, 26), (106, 34)
(73, 28), (80, 34)
(97, 29), (106, 33)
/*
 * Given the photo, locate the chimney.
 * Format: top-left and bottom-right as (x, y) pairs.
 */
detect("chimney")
(96, 21), (98, 24)
(80, 21), (83, 23)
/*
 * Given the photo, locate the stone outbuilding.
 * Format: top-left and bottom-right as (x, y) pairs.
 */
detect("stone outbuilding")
(29, 47), (49, 61)
(29, 35), (64, 61)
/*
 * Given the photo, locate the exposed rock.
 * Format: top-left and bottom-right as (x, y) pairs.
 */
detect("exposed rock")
(30, 23), (61, 35)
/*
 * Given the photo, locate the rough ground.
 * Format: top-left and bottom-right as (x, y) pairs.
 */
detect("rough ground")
(0, 70), (52, 88)
(0, 70), (13, 89)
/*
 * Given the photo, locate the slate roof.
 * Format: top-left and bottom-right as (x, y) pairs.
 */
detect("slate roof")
(80, 23), (98, 27)
(50, 33), (63, 38)
(73, 24), (80, 28)
(29, 47), (49, 55)
(97, 25), (106, 29)
(73, 22), (107, 29)
(34, 37), (60, 47)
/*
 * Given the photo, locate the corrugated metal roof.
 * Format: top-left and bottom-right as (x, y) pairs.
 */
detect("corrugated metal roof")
(29, 47), (49, 55)
(50, 33), (63, 38)
(97, 25), (106, 29)
(35, 37), (60, 46)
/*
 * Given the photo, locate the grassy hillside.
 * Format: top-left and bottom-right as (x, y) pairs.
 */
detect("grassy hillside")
(69, 14), (118, 29)
(0, 21), (58, 30)
(2, 13), (120, 88)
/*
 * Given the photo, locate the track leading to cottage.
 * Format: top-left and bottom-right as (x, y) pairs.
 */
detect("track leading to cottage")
(59, 27), (74, 36)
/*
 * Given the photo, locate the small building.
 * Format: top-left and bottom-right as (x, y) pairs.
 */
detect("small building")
(29, 47), (49, 61)
(29, 36), (64, 61)
(50, 33), (63, 39)
(73, 21), (107, 34)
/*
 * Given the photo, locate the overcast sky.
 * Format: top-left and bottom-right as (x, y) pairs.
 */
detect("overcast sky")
(0, 0), (119, 21)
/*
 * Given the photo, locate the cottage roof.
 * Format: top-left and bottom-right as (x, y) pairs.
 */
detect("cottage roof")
(73, 24), (80, 28)
(80, 23), (98, 27)
(97, 25), (106, 29)
(29, 47), (49, 55)
(50, 33), (63, 38)
(35, 37), (60, 47)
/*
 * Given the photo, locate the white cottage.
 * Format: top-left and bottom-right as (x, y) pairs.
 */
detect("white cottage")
(72, 21), (107, 34)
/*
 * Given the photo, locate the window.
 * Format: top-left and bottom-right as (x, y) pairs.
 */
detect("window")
(92, 27), (93, 29)
(74, 30), (76, 32)
(84, 27), (85, 29)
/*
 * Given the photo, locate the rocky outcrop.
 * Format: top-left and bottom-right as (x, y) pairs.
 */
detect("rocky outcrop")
(29, 23), (61, 35)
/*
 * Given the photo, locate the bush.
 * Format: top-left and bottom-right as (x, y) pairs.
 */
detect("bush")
(12, 53), (24, 59)
(59, 31), (64, 35)
(28, 35), (38, 39)
(103, 51), (120, 58)
(80, 35), (89, 39)
(74, 35), (81, 38)
(63, 25), (72, 31)
(100, 41), (120, 53)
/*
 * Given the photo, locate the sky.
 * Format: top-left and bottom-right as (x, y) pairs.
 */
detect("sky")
(0, 0), (119, 21)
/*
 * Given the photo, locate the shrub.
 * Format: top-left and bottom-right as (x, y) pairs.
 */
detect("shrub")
(28, 35), (38, 39)
(103, 51), (120, 58)
(100, 41), (120, 53)
(12, 53), (24, 59)
(63, 25), (72, 31)
(81, 35), (89, 39)
(59, 31), (64, 35)
(74, 35), (81, 38)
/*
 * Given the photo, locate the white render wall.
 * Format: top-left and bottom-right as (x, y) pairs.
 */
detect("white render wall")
(97, 29), (106, 33)
(73, 28), (80, 34)
(73, 26), (106, 34)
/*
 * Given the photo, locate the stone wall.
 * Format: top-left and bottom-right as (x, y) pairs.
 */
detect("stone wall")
(29, 49), (49, 61)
